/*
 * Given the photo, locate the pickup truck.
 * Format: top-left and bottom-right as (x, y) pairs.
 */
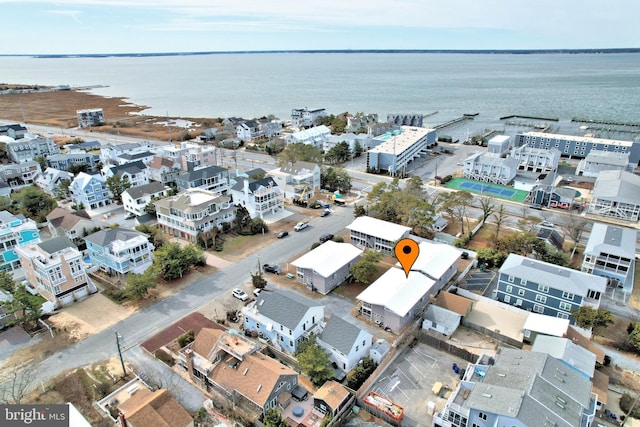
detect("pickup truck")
(294, 221), (309, 231)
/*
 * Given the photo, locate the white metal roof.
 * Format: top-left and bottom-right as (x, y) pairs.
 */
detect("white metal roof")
(346, 216), (410, 242)
(395, 241), (460, 280)
(292, 241), (363, 278)
(585, 222), (637, 259)
(356, 267), (436, 317)
(522, 312), (569, 337)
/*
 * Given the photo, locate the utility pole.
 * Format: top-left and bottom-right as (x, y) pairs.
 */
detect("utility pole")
(115, 331), (126, 378)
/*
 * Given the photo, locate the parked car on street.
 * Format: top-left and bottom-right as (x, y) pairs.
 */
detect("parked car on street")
(277, 231), (289, 239)
(232, 288), (249, 301)
(319, 233), (334, 243)
(263, 264), (282, 274)
(294, 221), (309, 231)
(320, 210), (330, 217)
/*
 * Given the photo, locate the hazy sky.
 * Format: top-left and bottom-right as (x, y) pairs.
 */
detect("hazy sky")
(1, 0), (638, 55)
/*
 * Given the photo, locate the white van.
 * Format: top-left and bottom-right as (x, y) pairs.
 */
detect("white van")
(294, 221), (309, 231)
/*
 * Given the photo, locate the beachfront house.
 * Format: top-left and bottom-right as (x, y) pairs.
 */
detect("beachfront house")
(588, 170), (640, 222)
(70, 172), (111, 209)
(0, 210), (40, 272)
(85, 227), (154, 276)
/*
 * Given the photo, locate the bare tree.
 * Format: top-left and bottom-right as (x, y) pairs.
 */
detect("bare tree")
(443, 191), (474, 234)
(479, 196), (496, 223)
(492, 204), (508, 241)
(0, 363), (39, 404)
(560, 212), (590, 258)
(517, 215), (541, 234)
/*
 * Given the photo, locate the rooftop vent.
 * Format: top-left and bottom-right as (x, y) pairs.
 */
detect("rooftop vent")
(256, 384), (262, 393)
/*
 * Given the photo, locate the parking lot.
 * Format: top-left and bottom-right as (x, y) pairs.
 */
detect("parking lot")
(368, 342), (468, 427)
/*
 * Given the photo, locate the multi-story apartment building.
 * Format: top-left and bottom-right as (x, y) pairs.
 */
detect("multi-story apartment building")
(47, 152), (100, 171)
(582, 223), (637, 292)
(0, 211), (40, 272)
(291, 107), (327, 127)
(70, 172), (111, 209)
(433, 348), (598, 427)
(122, 181), (170, 217)
(180, 142), (217, 171)
(514, 131), (640, 164)
(0, 161), (41, 186)
(17, 236), (95, 307)
(85, 228), (154, 276)
(346, 216), (410, 255)
(5, 136), (60, 163)
(588, 169), (640, 221)
(497, 254), (607, 324)
(155, 188), (237, 242)
(509, 144), (560, 173)
(176, 165), (230, 194)
(366, 126), (437, 177)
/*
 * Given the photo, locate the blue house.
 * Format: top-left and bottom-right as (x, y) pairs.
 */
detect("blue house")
(85, 228), (154, 276)
(48, 152), (101, 171)
(0, 211), (40, 272)
(69, 172), (111, 209)
(497, 254), (607, 324)
(241, 289), (324, 354)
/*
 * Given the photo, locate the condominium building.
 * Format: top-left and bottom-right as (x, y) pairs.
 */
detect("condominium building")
(5, 136), (60, 163)
(366, 126), (436, 176)
(346, 216), (410, 255)
(576, 150), (632, 177)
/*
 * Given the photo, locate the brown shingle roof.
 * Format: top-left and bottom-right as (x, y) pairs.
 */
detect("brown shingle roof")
(208, 352), (296, 407)
(149, 156), (176, 169)
(119, 388), (192, 427)
(46, 208), (93, 231)
(193, 328), (223, 359)
(436, 292), (473, 316)
(313, 381), (350, 411)
(566, 326), (605, 364)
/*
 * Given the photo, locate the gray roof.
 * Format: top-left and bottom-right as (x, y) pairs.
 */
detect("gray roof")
(536, 227), (564, 251)
(466, 348), (592, 426)
(424, 305), (461, 331)
(0, 210), (19, 224)
(319, 316), (366, 355)
(178, 165), (228, 182)
(38, 236), (76, 254)
(531, 335), (596, 378)
(231, 176), (278, 193)
(280, 161), (318, 175)
(585, 149), (630, 166)
(585, 222), (637, 259)
(124, 181), (167, 199)
(500, 254), (606, 297)
(109, 160), (147, 176)
(255, 289), (322, 330)
(592, 169), (640, 203)
(84, 227), (147, 246)
(119, 151), (154, 160)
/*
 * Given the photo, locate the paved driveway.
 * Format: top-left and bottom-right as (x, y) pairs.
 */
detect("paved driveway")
(0, 326), (38, 361)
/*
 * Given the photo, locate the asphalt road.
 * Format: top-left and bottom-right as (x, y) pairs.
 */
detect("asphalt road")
(18, 203), (356, 389)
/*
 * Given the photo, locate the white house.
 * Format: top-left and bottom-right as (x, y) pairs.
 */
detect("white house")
(357, 267), (436, 333)
(268, 161), (321, 201)
(346, 216), (411, 255)
(292, 241), (363, 294)
(588, 169), (640, 221)
(229, 176), (284, 219)
(398, 241), (461, 289)
(285, 125), (331, 149)
(104, 161), (150, 188)
(242, 289), (325, 354)
(576, 150), (632, 177)
(35, 167), (73, 196)
(291, 107), (327, 127)
(317, 315), (372, 374)
(122, 181), (170, 217)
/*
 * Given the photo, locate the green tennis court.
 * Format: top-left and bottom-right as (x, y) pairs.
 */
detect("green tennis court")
(444, 178), (528, 202)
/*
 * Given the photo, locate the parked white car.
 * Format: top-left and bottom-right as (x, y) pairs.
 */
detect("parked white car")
(232, 288), (249, 301)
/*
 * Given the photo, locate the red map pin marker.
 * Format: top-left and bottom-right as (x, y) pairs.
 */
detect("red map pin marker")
(395, 238), (420, 278)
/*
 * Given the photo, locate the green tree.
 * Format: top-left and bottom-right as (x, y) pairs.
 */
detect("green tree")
(322, 167), (352, 193)
(152, 242), (205, 280)
(251, 271), (267, 289)
(123, 269), (158, 300)
(353, 205), (366, 218)
(264, 408), (288, 427)
(441, 190), (474, 235)
(350, 250), (382, 284)
(11, 186), (57, 223)
(279, 143), (322, 166)
(135, 223), (165, 248)
(346, 357), (378, 390)
(475, 248), (507, 269)
(66, 164), (89, 174)
(353, 141), (363, 158)
(0, 142), (8, 162)
(0, 271), (15, 293)
(295, 334), (333, 386)
(3, 284), (41, 327)
(34, 156), (48, 171)
(496, 232), (546, 258)
(54, 178), (71, 200)
(324, 141), (351, 164)
(105, 173), (131, 202)
(250, 218), (269, 235)
(571, 306), (613, 334)
(626, 322), (640, 354)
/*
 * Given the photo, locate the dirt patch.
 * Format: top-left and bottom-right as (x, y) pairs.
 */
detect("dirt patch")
(0, 87), (216, 142)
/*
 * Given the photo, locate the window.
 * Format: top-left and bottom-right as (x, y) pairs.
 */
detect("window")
(538, 284), (549, 293)
(562, 291), (574, 300)
(518, 289), (525, 296)
(557, 312), (569, 319)
(559, 302), (572, 311)
(479, 412), (487, 420)
(506, 285), (513, 293)
(533, 304), (544, 314)
(504, 295), (511, 303)
(521, 279), (527, 286)
(507, 275), (514, 283)
(535, 294), (547, 304)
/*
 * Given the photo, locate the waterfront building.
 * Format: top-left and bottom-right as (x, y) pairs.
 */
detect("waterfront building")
(514, 131), (640, 164)
(291, 107), (327, 127)
(77, 108), (105, 127)
(285, 125), (331, 149)
(85, 228), (154, 276)
(0, 211), (40, 272)
(366, 126), (436, 176)
(576, 150), (633, 177)
(268, 161), (321, 201)
(509, 145), (560, 173)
